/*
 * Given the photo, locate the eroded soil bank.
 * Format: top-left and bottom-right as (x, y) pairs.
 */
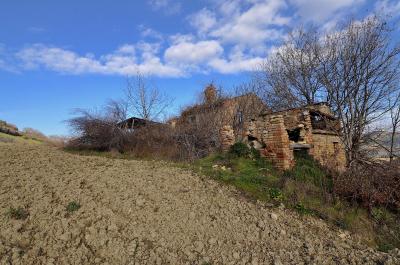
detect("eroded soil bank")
(0, 142), (399, 264)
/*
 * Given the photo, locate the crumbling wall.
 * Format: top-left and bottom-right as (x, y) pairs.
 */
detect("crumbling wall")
(312, 131), (346, 171)
(226, 103), (347, 171)
(261, 115), (294, 170)
(245, 115), (294, 170)
(220, 125), (235, 151)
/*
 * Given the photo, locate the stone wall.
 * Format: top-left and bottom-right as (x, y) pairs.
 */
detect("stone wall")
(312, 131), (347, 171)
(220, 125), (235, 152)
(261, 115), (294, 170)
(240, 105), (347, 171)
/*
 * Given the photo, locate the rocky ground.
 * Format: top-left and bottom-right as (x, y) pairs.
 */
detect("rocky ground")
(0, 142), (399, 265)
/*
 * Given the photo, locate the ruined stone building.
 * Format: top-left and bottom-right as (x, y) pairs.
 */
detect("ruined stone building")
(174, 85), (347, 171)
(237, 103), (347, 171)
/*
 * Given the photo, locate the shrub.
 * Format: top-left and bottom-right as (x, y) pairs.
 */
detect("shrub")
(269, 188), (283, 200)
(67, 109), (130, 152)
(66, 201), (81, 213)
(123, 124), (181, 160)
(294, 203), (314, 215)
(7, 207), (29, 220)
(229, 142), (250, 158)
(22, 128), (47, 141)
(334, 160), (400, 210)
(283, 153), (333, 196)
(250, 146), (261, 159)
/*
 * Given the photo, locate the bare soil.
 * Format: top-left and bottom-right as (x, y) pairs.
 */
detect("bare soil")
(0, 142), (399, 264)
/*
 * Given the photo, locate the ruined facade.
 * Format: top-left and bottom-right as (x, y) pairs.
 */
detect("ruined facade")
(174, 85), (347, 171)
(234, 103), (346, 171)
(171, 84), (267, 141)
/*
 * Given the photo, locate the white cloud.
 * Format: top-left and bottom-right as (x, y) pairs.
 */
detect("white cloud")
(189, 8), (217, 36)
(208, 56), (263, 74)
(289, 0), (365, 22)
(116, 44), (136, 55)
(16, 44), (104, 74)
(211, 0), (289, 46)
(188, 0), (289, 49)
(164, 40), (223, 64)
(148, 0), (181, 15)
(169, 33), (196, 44)
(3, 0), (389, 78)
(16, 44), (183, 77)
(208, 46), (264, 73)
(138, 25), (163, 40)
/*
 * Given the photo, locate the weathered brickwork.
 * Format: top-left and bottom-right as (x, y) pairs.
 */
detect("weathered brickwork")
(174, 85), (347, 171)
(242, 104), (347, 171)
(220, 125), (235, 151)
(312, 132), (347, 172)
(260, 115), (294, 170)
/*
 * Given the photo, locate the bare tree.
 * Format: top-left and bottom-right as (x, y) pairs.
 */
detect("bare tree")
(232, 81), (269, 136)
(259, 28), (324, 110)
(125, 74), (172, 121)
(67, 108), (129, 151)
(389, 95), (400, 162)
(319, 17), (400, 163)
(105, 99), (128, 123)
(258, 16), (400, 164)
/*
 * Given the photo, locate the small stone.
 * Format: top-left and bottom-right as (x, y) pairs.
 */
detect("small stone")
(189, 212), (196, 219)
(270, 213), (278, 220)
(108, 223), (118, 232)
(233, 252), (240, 259)
(59, 232), (71, 242)
(208, 238), (217, 245)
(194, 241), (204, 253)
(136, 198), (145, 206)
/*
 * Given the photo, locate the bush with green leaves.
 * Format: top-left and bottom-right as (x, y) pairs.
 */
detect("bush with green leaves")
(229, 142), (250, 158)
(250, 146), (261, 159)
(66, 201), (81, 213)
(7, 207), (29, 220)
(269, 188), (283, 201)
(294, 203), (314, 215)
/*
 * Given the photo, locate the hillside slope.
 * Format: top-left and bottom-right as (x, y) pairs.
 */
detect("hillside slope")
(0, 142), (399, 264)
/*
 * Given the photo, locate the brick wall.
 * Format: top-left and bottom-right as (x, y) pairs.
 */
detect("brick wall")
(311, 132), (347, 171)
(241, 106), (347, 171)
(261, 115), (294, 170)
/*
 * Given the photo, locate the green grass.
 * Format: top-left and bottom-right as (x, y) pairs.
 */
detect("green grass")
(66, 201), (81, 213)
(7, 207), (29, 220)
(193, 150), (400, 251)
(194, 154), (280, 202)
(0, 132), (42, 144)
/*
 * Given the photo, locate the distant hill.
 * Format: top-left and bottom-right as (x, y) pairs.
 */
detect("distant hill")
(364, 130), (400, 158)
(0, 120), (21, 136)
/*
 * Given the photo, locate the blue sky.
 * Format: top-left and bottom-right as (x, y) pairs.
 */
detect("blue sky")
(0, 0), (399, 136)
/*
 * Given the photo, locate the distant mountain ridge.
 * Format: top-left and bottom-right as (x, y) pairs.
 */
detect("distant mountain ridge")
(364, 130), (400, 158)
